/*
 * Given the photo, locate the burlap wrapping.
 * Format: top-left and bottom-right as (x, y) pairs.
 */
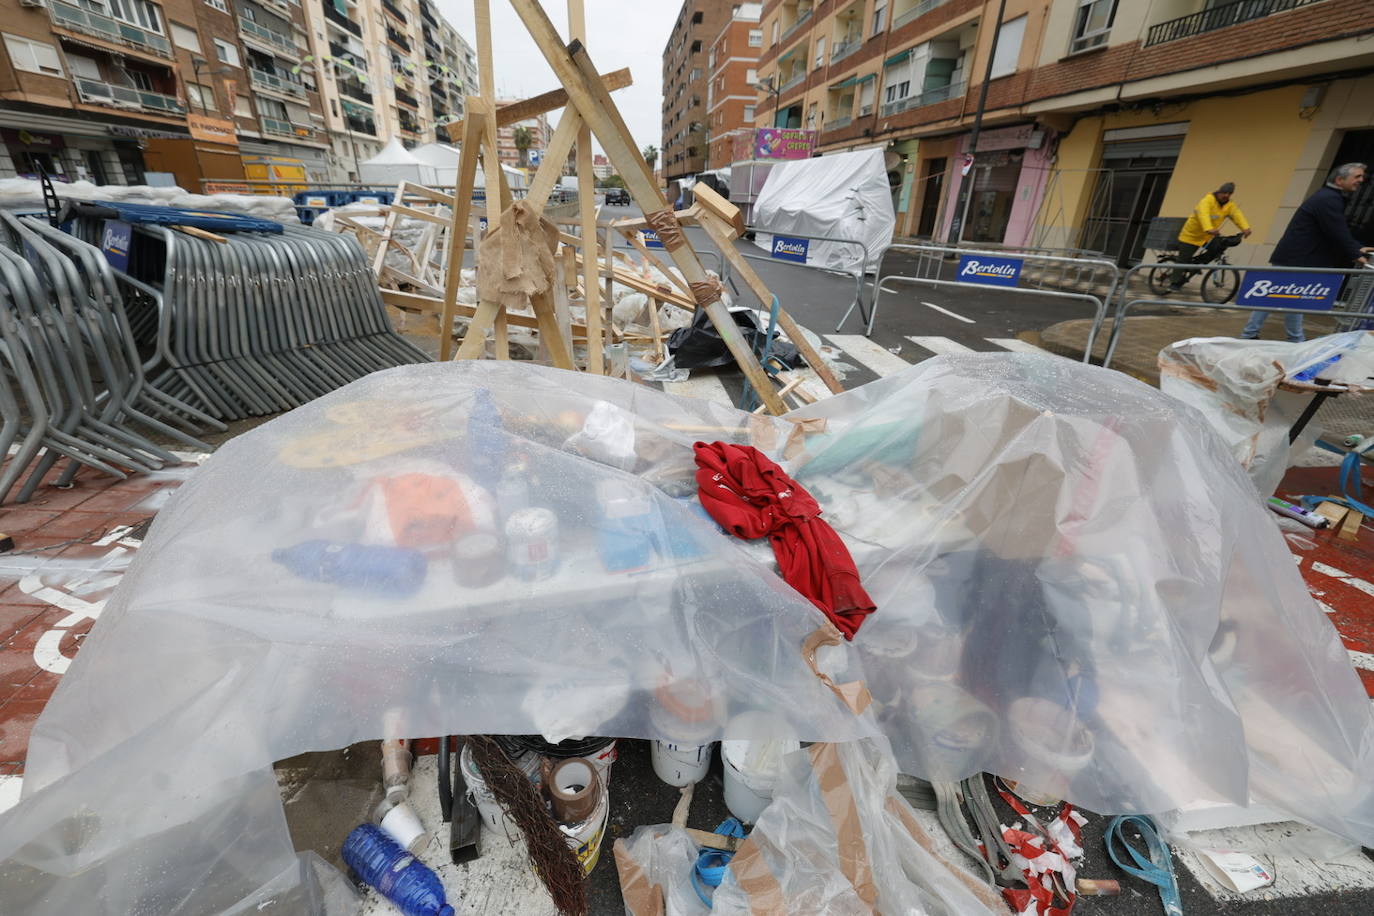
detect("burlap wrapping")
(642, 207), (687, 252)
(477, 200), (559, 310)
(689, 278), (724, 306)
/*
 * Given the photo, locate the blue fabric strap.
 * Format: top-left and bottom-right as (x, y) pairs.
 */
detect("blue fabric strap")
(692, 817), (747, 906)
(1105, 815), (1183, 916)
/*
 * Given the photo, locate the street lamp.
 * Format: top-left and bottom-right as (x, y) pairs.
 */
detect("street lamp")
(753, 77), (782, 128)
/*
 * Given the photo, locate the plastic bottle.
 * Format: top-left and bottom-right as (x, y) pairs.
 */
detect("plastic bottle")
(496, 462), (531, 522)
(271, 541), (427, 597)
(1292, 353), (1341, 383)
(467, 388), (506, 490)
(341, 823), (455, 916)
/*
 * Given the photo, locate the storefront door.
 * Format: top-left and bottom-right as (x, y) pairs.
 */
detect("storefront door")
(916, 157), (945, 238)
(1331, 129), (1374, 245)
(1080, 136), (1183, 265)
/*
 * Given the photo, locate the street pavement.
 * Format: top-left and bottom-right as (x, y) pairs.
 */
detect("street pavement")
(3, 211), (1374, 914)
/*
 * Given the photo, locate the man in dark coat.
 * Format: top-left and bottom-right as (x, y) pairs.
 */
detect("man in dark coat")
(1241, 162), (1372, 342)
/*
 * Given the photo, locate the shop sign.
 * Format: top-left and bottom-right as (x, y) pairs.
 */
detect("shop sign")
(109, 126), (189, 140)
(101, 220), (132, 271)
(1236, 271), (1340, 311)
(188, 113), (238, 146)
(957, 254), (1022, 287)
(751, 128), (816, 161)
(203, 182), (253, 194)
(770, 235), (809, 264)
(973, 125), (1045, 152)
(2, 128), (65, 150)
(641, 229), (664, 249)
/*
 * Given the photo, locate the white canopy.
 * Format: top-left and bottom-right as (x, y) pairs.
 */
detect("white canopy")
(411, 142), (461, 186)
(752, 148), (895, 272)
(359, 137), (438, 186)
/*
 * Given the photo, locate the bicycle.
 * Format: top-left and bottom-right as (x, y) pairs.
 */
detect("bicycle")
(1147, 233), (1244, 303)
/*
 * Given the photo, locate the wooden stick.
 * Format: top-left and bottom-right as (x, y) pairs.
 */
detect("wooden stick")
(370, 181), (406, 276)
(618, 226), (692, 298)
(443, 68), (633, 142)
(385, 203), (451, 227)
(384, 289), (588, 334)
(527, 107), (583, 211)
(570, 251), (695, 308)
(647, 293), (664, 362)
(440, 107), (486, 360)
(173, 225), (227, 243)
(694, 209), (845, 395)
(569, 0), (601, 374)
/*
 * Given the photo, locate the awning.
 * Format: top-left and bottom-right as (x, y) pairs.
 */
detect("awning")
(856, 73), (877, 83)
(883, 49), (913, 68)
(829, 76), (858, 90)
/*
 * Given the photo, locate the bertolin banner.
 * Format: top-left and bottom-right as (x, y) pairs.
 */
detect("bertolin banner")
(770, 235), (809, 264)
(641, 229), (665, 250)
(1236, 271), (1342, 311)
(957, 254), (1022, 287)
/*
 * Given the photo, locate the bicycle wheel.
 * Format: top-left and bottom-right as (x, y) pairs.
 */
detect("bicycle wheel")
(1148, 260), (1177, 297)
(1201, 266), (1239, 303)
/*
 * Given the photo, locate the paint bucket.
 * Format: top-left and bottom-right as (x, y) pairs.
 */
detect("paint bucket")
(557, 766), (610, 875)
(720, 728), (799, 824)
(1007, 697), (1094, 799)
(460, 741), (519, 838)
(649, 678), (723, 787)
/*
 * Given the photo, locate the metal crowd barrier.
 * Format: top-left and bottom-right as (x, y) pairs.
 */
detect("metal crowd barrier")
(724, 227), (875, 332)
(856, 242), (1121, 359)
(0, 213), (228, 504)
(1100, 262), (1374, 369)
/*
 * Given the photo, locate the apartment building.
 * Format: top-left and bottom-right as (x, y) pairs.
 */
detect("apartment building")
(705, 1), (763, 169)
(494, 105), (551, 169)
(752, 0), (1373, 261)
(0, 0), (474, 188)
(662, 0), (735, 182)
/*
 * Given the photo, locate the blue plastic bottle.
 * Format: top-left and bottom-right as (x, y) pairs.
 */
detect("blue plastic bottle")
(271, 541), (427, 597)
(1292, 353), (1341, 383)
(467, 388), (506, 490)
(342, 823), (455, 916)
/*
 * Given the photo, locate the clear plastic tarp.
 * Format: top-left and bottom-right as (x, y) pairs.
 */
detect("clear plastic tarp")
(1158, 331), (1374, 495)
(3, 355), (1373, 914)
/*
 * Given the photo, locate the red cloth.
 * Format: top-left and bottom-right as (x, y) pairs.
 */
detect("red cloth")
(693, 441), (875, 639)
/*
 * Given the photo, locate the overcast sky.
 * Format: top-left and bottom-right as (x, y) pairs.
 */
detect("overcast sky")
(437, 0), (681, 158)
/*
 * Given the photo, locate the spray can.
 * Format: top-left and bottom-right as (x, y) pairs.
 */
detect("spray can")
(505, 508), (560, 580)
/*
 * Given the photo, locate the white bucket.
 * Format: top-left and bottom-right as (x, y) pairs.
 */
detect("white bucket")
(721, 736), (799, 824)
(558, 771), (610, 875)
(460, 742), (517, 839)
(1006, 697), (1094, 799)
(651, 739), (715, 787)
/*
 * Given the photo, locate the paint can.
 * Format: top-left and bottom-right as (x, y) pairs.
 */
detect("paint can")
(651, 739), (715, 787)
(452, 530), (503, 588)
(1007, 697), (1094, 799)
(505, 507), (560, 580)
(720, 715), (800, 824)
(460, 741), (522, 839)
(649, 678), (721, 787)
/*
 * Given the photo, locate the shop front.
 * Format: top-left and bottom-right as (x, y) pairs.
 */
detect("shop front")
(0, 111), (152, 186)
(939, 124), (1054, 247)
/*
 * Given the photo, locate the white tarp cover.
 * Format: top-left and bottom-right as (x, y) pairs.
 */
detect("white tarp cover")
(751, 148), (895, 272)
(359, 138), (438, 187)
(3, 356), (1374, 914)
(1158, 331), (1374, 496)
(0, 178), (297, 222)
(411, 143), (462, 186)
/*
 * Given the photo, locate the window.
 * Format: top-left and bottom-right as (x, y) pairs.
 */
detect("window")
(990, 15), (1026, 78)
(744, 104), (755, 121)
(748, 29), (762, 47)
(708, 49), (716, 68)
(185, 82), (214, 109)
(858, 77), (875, 114)
(213, 38), (240, 67)
(235, 94), (253, 117)
(3, 34), (63, 77)
(170, 23), (200, 53)
(883, 56), (910, 103)
(258, 97), (288, 119)
(65, 53), (102, 80)
(872, 1), (887, 36)
(109, 0), (163, 33)
(806, 102), (818, 127)
(1070, 0), (1116, 54)
(771, 21), (779, 45)
(124, 68), (154, 91)
(204, 0), (228, 12)
(814, 36), (826, 69)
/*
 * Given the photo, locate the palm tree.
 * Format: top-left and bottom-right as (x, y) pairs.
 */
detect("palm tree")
(642, 144), (658, 171)
(513, 126), (533, 168)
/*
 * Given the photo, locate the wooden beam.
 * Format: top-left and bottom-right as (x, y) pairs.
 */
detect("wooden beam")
(439, 106), (486, 360)
(386, 289), (590, 335)
(527, 107), (583, 211)
(690, 182), (746, 237)
(570, 251), (695, 309)
(694, 209), (844, 395)
(569, 0), (602, 375)
(617, 225), (693, 299)
(496, 68), (632, 127)
(503, 2), (785, 413)
(384, 204), (451, 227)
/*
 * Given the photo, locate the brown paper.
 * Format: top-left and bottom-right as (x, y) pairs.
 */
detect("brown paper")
(643, 207), (687, 252)
(802, 624), (873, 715)
(612, 838), (665, 916)
(808, 743), (877, 907)
(728, 837), (786, 916)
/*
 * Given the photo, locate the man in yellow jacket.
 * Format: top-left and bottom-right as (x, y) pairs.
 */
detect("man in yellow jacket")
(1169, 182), (1252, 290)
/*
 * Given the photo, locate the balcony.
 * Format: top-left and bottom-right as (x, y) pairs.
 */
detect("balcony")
(322, 0), (363, 39)
(386, 27), (411, 53)
(73, 78), (185, 115)
(893, 0), (950, 31)
(249, 67), (307, 100)
(338, 79), (372, 105)
(328, 41), (368, 75)
(780, 71), (807, 92)
(395, 87), (418, 108)
(260, 116), (318, 141)
(382, 0), (405, 22)
(1145, 0), (1322, 47)
(830, 35), (861, 65)
(346, 114), (376, 135)
(781, 8), (813, 44)
(879, 80), (964, 116)
(419, 2), (438, 27)
(239, 18), (299, 57)
(49, 1), (172, 59)
(827, 115), (852, 130)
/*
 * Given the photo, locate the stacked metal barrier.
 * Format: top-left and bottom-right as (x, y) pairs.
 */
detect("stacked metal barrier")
(1, 210), (431, 505)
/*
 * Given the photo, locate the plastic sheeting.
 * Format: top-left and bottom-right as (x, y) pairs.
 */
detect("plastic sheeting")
(751, 148), (895, 272)
(1158, 332), (1374, 496)
(0, 177), (298, 222)
(4, 354), (1374, 915)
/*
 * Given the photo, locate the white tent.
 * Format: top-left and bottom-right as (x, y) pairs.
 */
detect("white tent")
(359, 137), (438, 186)
(752, 148), (895, 272)
(411, 142), (461, 186)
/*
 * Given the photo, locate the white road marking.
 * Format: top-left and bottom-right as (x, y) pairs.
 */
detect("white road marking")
(905, 336), (975, 357)
(0, 775), (21, 815)
(987, 338), (1046, 354)
(1348, 649), (1374, 671)
(1309, 561), (1374, 597)
(826, 335), (915, 377)
(920, 301), (975, 323)
(662, 373), (734, 407)
(1179, 821), (1374, 901)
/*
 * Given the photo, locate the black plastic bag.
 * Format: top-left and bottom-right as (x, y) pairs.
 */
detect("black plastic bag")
(666, 307), (802, 370)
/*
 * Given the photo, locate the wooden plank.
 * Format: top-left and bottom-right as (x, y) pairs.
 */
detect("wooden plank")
(383, 289), (588, 334)
(385, 203), (451, 227)
(695, 211), (844, 395)
(1315, 502), (1350, 526)
(494, 68), (632, 127)
(1339, 510), (1364, 542)
(569, 0), (601, 375)
(502, 3), (785, 412)
(570, 251), (695, 308)
(527, 107), (583, 211)
(395, 184), (455, 205)
(370, 181), (406, 276)
(684, 828), (742, 853)
(690, 182), (745, 236)
(173, 225), (226, 243)
(439, 106), (486, 360)
(618, 226), (693, 298)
